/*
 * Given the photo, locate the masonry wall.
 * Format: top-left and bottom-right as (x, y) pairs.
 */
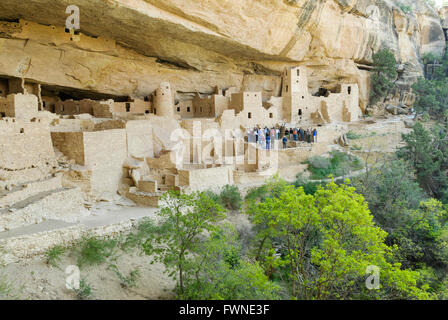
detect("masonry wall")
(282, 67), (360, 125)
(0, 79), (8, 97)
(42, 95), (60, 113)
(175, 100), (193, 118)
(113, 99), (151, 114)
(0, 97), (8, 116)
(192, 94), (229, 118)
(51, 129), (127, 198)
(0, 120), (55, 170)
(92, 100), (114, 118)
(51, 131), (85, 165)
(55, 99), (95, 115)
(83, 129), (127, 198)
(0, 94), (38, 120)
(153, 82), (174, 117)
(193, 94), (215, 118)
(178, 166), (233, 191)
(126, 120), (155, 158)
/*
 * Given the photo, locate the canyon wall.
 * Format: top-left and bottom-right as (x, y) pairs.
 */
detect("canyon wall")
(0, 0), (445, 112)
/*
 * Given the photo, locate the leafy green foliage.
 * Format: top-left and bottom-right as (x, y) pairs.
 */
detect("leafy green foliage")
(412, 78), (448, 118)
(346, 130), (363, 140)
(73, 278), (94, 300)
(108, 264), (140, 289)
(352, 159), (427, 233)
(370, 49), (398, 104)
(45, 245), (66, 268)
(247, 179), (431, 300)
(352, 156), (448, 296)
(293, 174), (321, 195)
(122, 218), (157, 250)
(305, 151), (363, 180)
(414, 44), (448, 119)
(397, 122), (448, 203)
(142, 190), (225, 296)
(219, 185), (243, 210)
(397, 3), (412, 14)
(182, 225), (280, 300)
(75, 236), (119, 268)
(245, 185), (269, 203)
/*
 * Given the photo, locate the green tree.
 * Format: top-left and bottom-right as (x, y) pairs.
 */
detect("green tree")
(414, 44), (448, 119)
(412, 78), (448, 118)
(219, 185), (243, 210)
(370, 49), (398, 104)
(142, 190), (225, 296)
(352, 159), (427, 234)
(183, 225), (280, 300)
(248, 179), (431, 300)
(397, 122), (448, 203)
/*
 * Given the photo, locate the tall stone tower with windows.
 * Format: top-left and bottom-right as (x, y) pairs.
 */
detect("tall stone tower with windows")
(282, 66), (310, 124)
(153, 82), (174, 117)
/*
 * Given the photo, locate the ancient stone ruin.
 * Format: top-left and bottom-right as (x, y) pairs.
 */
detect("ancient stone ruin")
(0, 0), (444, 265)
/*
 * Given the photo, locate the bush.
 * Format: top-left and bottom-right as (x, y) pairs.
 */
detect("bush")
(306, 151), (363, 180)
(75, 236), (119, 268)
(219, 185), (242, 210)
(245, 185), (268, 203)
(397, 3), (412, 14)
(122, 218), (157, 250)
(45, 245), (65, 268)
(203, 190), (221, 205)
(346, 131), (363, 140)
(182, 226), (280, 300)
(108, 264), (140, 289)
(73, 278), (94, 300)
(294, 174), (321, 195)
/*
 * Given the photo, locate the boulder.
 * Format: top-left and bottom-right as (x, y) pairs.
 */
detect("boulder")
(386, 105), (408, 115)
(404, 119), (416, 128)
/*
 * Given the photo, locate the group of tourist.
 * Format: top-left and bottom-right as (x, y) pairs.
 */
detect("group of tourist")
(246, 126), (318, 150)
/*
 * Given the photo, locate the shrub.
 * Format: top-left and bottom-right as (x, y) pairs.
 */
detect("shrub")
(294, 174), (321, 195)
(306, 151), (363, 180)
(245, 185), (268, 202)
(219, 185), (242, 210)
(73, 278), (94, 300)
(397, 3), (412, 14)
(346, 131), (363, 140)
(108, 264), (140, 289)
(203, 190), (221, 205)
(75, 236), (118, 268)
(122, 218), (157, 250)
(45, 245), (65, 268)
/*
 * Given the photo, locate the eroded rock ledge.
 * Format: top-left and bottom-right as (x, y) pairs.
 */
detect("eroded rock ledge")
(0, 0), (445, 110)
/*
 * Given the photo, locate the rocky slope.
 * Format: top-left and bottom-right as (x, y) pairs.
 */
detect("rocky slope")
(0, 0), (445, 111)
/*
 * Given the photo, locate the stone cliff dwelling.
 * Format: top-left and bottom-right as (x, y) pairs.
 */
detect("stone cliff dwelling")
(0, 19), (362, 264)
(0, 66), (358, 210)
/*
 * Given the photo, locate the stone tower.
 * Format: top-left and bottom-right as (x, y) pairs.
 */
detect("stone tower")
(153, 82), (174, 117)
(282, 66), (310, 123)
(282, 66), (309, 96)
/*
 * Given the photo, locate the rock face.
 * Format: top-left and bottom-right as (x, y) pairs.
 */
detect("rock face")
(0, 0), (445, 111)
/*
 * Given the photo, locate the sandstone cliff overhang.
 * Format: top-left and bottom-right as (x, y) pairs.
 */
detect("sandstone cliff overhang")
(0, 0), (445, 110)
